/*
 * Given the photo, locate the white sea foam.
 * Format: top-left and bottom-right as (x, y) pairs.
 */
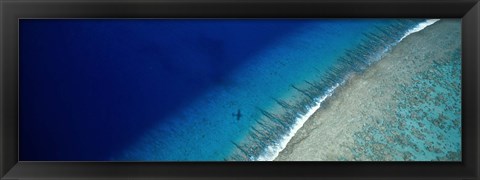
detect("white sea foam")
(256, 81), (343, 161)
(399, 19), (440, 42)
(255, 19), (440, 161)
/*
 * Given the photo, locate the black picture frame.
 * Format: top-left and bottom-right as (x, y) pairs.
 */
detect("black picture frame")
(1, 0), (479, 179)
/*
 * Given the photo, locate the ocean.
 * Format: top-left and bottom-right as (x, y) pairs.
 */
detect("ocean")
(19, 19), (454, 161)
(275, 19), (461, 161)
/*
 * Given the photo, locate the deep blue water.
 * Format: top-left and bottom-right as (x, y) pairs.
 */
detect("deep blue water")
(19, 19), (421, 161)
(20, 19), (308, 160)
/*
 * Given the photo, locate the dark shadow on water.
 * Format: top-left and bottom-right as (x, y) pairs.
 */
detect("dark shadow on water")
(19, 19), (309, 161)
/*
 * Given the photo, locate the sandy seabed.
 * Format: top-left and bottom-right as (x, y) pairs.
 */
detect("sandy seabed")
(275, 19), (461, 161)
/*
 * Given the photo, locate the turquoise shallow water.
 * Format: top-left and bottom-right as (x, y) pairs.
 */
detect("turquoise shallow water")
(351, 49), (461, 161)
(116, 19), (429, 161)
(347, 20), (461, 161)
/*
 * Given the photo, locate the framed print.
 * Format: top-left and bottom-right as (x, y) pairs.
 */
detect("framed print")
(1, 0), (479, 179)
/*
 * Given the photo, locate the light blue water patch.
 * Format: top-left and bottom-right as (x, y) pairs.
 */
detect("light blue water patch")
(115, 19), (423, 161)
(351, 44), (461, 161)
